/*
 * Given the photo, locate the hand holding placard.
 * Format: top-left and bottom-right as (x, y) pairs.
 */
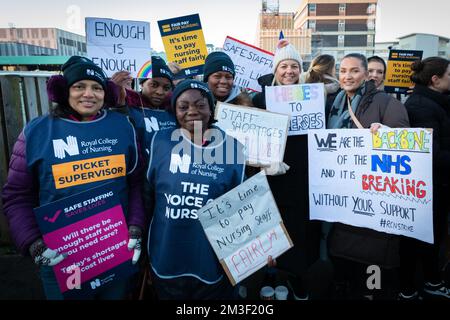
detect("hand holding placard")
(198, 172), (293, 285)
(127, 225), (142, 265)
(29, 238), (68, 266)
(263, 162), (290, 176)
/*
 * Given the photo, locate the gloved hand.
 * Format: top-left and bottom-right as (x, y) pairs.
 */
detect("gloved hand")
(29, 238), (67, 266)
(263, 162), (290, 176)
(128, 225), (142, 265)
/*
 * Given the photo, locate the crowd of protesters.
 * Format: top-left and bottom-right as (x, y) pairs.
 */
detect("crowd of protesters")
(2, 36), (450, 300)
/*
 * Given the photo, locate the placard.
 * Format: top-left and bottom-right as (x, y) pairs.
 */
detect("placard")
(86, 17), (151, 78)
(266, 83), (325, 136)
(308, 128), (433, 243)
(198, 172), (293, 285)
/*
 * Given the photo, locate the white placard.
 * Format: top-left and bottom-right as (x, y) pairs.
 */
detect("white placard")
(222, 36), (274, 92)
(198, 172), (292, 285)
(86, 17), (151, 78)
(266, 83), (325, 136)
(308, 128), (433, 243)
(214, 102), (289, 166)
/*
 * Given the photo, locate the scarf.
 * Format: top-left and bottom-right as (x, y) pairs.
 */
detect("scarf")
(327, 82), (366, 129)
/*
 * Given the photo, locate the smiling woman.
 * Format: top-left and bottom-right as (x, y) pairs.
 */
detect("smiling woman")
(203, 51), (253, 106)
(325, 52), (410, 299)
(338, 55), (368, 98)
(251, 39), (322, 300)
(144, 79), (246, 299)
(169, 79), (215, 136)
(49, 56), (108, 120)
(68, 80), (105, 121)
(1, 55), (146, 300)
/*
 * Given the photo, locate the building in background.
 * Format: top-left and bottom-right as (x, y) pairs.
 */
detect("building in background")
(0, 27), (86, 56)
(0, 42), (58, 57)
(396, 33), (450, 59)
(294, 0), (377, 63)
(0, 27), (86, 71)
(206, 44), (222, 54)
(373, 41), (398, 61)
(256, 0), (312, 67)
(374, 33), (450, 64)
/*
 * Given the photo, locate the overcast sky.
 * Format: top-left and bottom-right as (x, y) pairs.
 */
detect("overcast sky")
(1, 0), (449, 51)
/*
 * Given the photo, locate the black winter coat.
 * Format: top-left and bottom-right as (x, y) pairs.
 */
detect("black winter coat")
(405, 85), (450, 186)
(252, 74), (320, 275)
(404, 84), (450, 243)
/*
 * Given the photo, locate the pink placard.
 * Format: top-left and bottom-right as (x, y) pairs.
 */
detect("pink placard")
(43, 205), (132, 293)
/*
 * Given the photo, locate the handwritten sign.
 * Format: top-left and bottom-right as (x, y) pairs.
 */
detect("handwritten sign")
(198, 172), (293, 285)
(222, 36), (274, 92)
(308, 128), (433, 243)
(86, 17), (151, 78)
(158, 14), (208, 78)
(265, 83), (325, 136)
(214, 102), (289, 166)
(385, 49), (423, 94)
(34, 182), (136, 298)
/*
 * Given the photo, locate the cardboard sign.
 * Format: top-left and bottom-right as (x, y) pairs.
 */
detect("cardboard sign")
(308, 128), (433, 243)
(214, 102), (289, 166)
(34, 182), (136, 298)
(158, 14), (208, 78)
(265, 83), (325, 136)
(222, 36), (274, 92)
(385, 50), (423, 94)
(86, 17), (151, 78)
(198, 172), (293, 285)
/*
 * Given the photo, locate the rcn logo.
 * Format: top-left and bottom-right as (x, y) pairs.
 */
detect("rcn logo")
(144, 117), (160, 133)
(90, 279), (101, 290)
(53, 136), (80, 159)
(169, 154), (190, 174)
(222, 66), (233, 73)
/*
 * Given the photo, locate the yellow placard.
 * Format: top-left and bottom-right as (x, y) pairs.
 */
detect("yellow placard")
(385, 61), (415, 88)
(162, 29), (208, 69)
(52, 155), (126, 189)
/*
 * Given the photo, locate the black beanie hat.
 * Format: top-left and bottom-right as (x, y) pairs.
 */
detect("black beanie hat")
(140, 56), (174, 85)
(203, 51), (235, 83)
(61, 56), (107, 90)
(170, 79), (215, 113)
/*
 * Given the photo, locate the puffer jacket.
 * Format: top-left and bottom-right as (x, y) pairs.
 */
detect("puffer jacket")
(2, 116), (147, 255)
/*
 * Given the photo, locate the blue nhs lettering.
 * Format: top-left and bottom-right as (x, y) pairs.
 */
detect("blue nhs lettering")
(371, 154), (411, 175)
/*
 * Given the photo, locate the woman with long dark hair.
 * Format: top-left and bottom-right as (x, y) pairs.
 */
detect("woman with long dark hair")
(327, 53), (409, 299)
(399, 57), (450, 299)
